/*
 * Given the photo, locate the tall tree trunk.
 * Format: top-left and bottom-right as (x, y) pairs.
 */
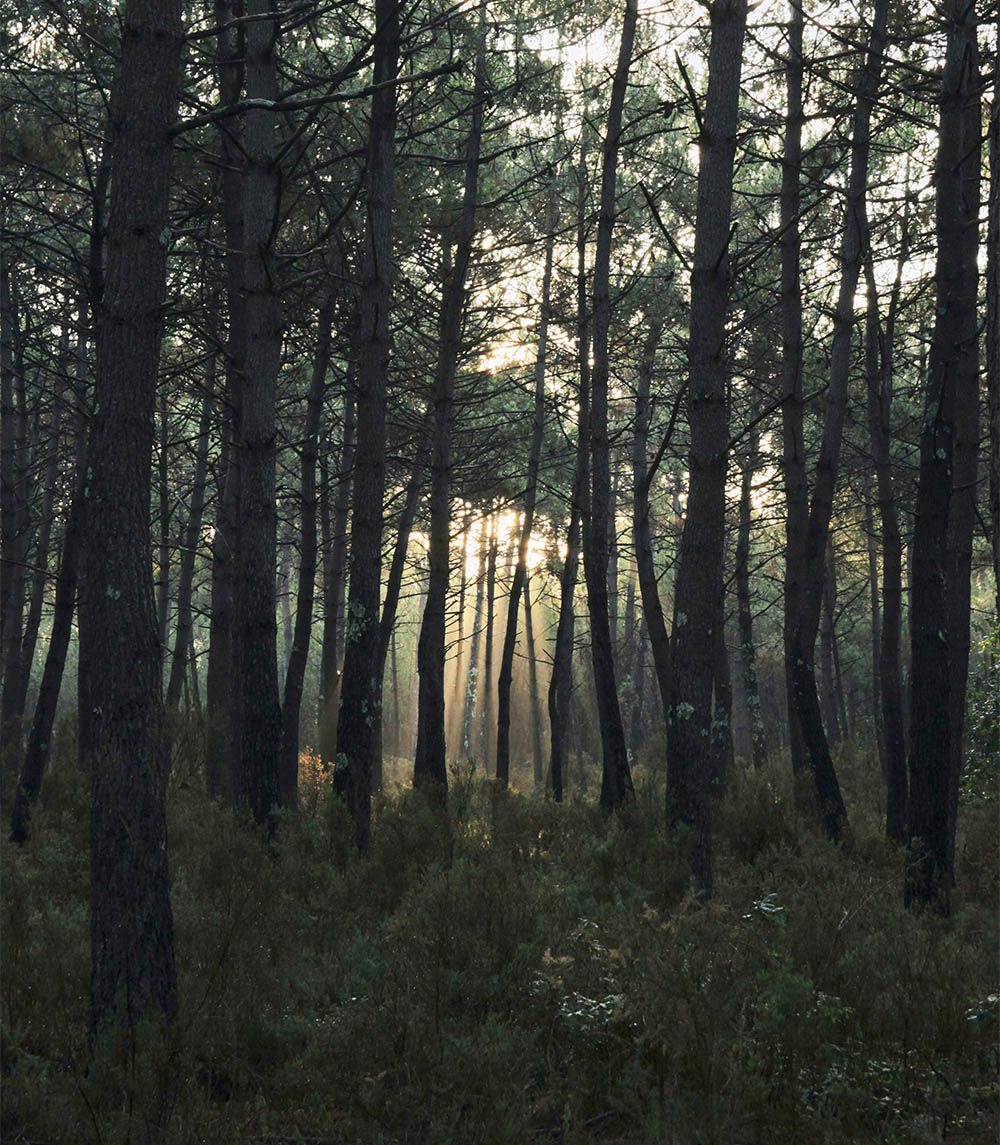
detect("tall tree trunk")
(414, 33), (485, 795)
(233, 0), (283, 826)
(205, 0), (246, 801)
(780, 0), (809, 785)
(523, 575), (545, 787)
(373, 406), (434, 787)
(989, 47), (999, 624)
(667, 0), (747, 898)
(547, 136), (592, 804)
(462, 522), (488, 760)
(496, 185), (555, 785)
(788, 0), (888, 842)
(735, 432), (767, 768)
(10, 302), (90, 844)
(334, 0), (399, 852)
(632, 319), (671, 729)
(819, 544), (842, 747)
(80, 0), (181, 1028)
(166, 352), (216, 707)
(864, 235), (908, 842)
(478, 512), (498, 767)
(0, 273), (30, 753)
(906, 0), (980, 911)
(156, 391), (171, 676)
(318, 391), (355, 768)
(584, 0), (637, 811)
(630, 615), (649, 760)
(7, 375), (63, 733)
(278, 295), (332, 806)
(10, 466), (84, 846)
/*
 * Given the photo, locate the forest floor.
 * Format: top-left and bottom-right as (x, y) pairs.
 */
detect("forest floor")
(2, 728), (998, 1145)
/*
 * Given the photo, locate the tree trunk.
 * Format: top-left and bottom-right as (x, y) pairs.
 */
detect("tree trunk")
(462, 523), (488, 760)
(10, 467), (84, 846)
(80, 0), (181, 1028)
(906, 0), (980, 911)
(496, 185), (555, 785)
(989, 47), (999, 624)
(667, 0), (747, 899)
(786, 0), (888, 843)
(232, 0), (283, 826)
(156, 391), (171, 676)
(414, 33), (485, 796)
(7, 377), (63, 732)
(584, 0), (637, 811)
(279, 295), (332, 806)
(780, 0), (809, 785)
(735, 432), (767, 768)
(318, 391), (355, 769)
(334, 0), (399, 852)
(205, 0), (246, 801)
(166, 352), (215, 707)
(819, 544), (842, 747)
(373, 406), (434, 786)
(523, 574), (545, 787)
(479, 512), (498, 768)
(547, 135), (592, 804)
(632, 319), (671, 730)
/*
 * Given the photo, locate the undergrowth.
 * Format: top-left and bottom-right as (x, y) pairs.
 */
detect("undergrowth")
(2, 734), (997, 1144)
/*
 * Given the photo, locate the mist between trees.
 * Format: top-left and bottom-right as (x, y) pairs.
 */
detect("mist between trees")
(1, 0), (998, 1138)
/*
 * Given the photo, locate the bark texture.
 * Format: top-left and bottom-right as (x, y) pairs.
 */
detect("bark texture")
(906, 0), (980, 911)
(79, 0), (181, 1028)
(334, 0), (399, 851)
(667, 0), (747, 898)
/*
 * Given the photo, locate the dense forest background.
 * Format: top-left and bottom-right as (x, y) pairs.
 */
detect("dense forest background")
(1, 0), (998, 1140)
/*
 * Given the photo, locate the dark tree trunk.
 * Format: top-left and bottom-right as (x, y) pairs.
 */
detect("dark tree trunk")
(632, 319), (671, 729)
(10, 301), (90, 844)
(10, 468), (84, 846)
(205, 0), (246, 801)
(667, 0), (747, 898)
(373, 406), (433, 786)
(0, 271), (30, 752)
(278, 296), (332, 806)
(415, 37), (484, 795)
(523, 574), (545, 787)
(819, 544), (842, 748)
(166, 353), (215, 708)
(630, 616), (649, 760)
(547, 138), (592, 803)
(7, 379), (62, 732)
(710, 601), (734, 795)
(496, 187), (555, 786)
(478, 513), (498, 767)
(864, 252), (907, 842)
(334, 0), (399, 852)
(989, 47), (999, 623)
(906, 0), (980, 911)
(786, 0), (888, 843)
(232, 0), (283, 826)
(462, 523), (488, 760)
(780, 0), (809, 782)
(156, 392), (171, 677)
(584, 0), (637, 811)
(735, 433), (767, 768)
(79, 0), (181, 1028)
(318, 391), (355, 769)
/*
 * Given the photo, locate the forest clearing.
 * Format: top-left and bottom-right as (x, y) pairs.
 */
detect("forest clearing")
(1, 0), (998, 1139)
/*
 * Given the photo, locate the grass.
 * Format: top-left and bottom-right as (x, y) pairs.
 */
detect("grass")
(1, 733), (997, 1144)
